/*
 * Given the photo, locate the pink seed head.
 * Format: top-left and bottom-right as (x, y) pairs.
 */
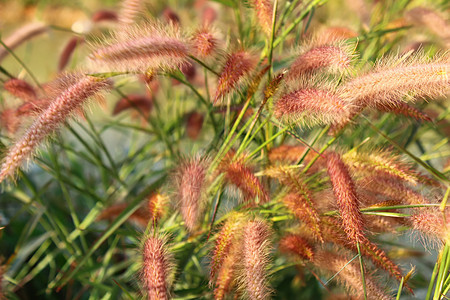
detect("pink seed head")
(174, 156), (209, 232)
(141, 234), (173, 300)
(242, 219), (272, 300)
(3, 78), (37, 102)
(0, 74), (112, 183)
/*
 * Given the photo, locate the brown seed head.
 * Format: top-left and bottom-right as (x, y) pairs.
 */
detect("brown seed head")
(4, 79), (37, 102)
(326, 152), (366, 244)
(279, 234), (314, 261)
(214, 51), (257, 104)
(219, 153), (269, 205)
(58, 37), (84, 72)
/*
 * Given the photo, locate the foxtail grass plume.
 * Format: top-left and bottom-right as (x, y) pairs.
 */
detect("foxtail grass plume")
(58, 37), (84, 72)
(89, 22), (190, 73)
(214, 242), (239, 300)
(320, 217), (406, 285)
(148, 193), (168, 226)
(210, 213), (245, 283)
(202, 6), (217, 27)
(405, 7), (450, 45)
(358, 176), (428, 205)
(343, 150), (429, 185)
(0, 109), (20, 134)
(219, 153), (269, 205)
(0, 22), (48, 62)
(3, 79), (37, 102)
(375, 100), (432, 122)
(282, 193), (323, 243)
(16, 99), (52, 116)
(173, 156), (209, 232)
(411, 208), (449, 243)
(326, 152), (366, 244)
(118, 0), (145, 27)
(279, 234), (314, 261)
(162, 8), (180, 26)
(214, 50), (257, 104)
(274, 86), (352, 127)
(191, 27), (218, 58)
(250, 0), (274, 36)
(314, 250), (392, 300)
(286, 44), (352, 80)
(141, 233), (174, 300)
(241, 219), (272, 300)
(0, 74), (112, 183)
(338, 54), (450, 107)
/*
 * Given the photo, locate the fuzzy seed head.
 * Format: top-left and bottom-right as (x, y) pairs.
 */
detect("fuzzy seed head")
(90, 23), (190, 73)
(118, 0), (144, 26)
(242, 219), (272, 300)
(251, 0), (274, 36)
(3, 79), (37, 102)
(338, 59), (450, 107)
(274, 88), (351, 126)
(214, 51), (257, 104)
(141, 234), (173, 300)
(59, 37), (84, 72)
(411, 209), (448, 242)
(279, 234), (314, 261)
(174, 156), (209, 232)
(219, 154), (269, 205)
(326, 152), (366, 244)
(0, 109), (20, 134)
(343, 150), (427, 185)
(148, 193), (168, 225)
(0, 22), (48, 62)
(375, 100), (432, 122)
(287, 45), (352, 80)
(210, 213), (245, 283)
(192, 28), (218, 58)
(282, 193), (323, 243)
(0, 74), (112, 183)
(214, 245), (239, 300)
(314, 250), (392, 300)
